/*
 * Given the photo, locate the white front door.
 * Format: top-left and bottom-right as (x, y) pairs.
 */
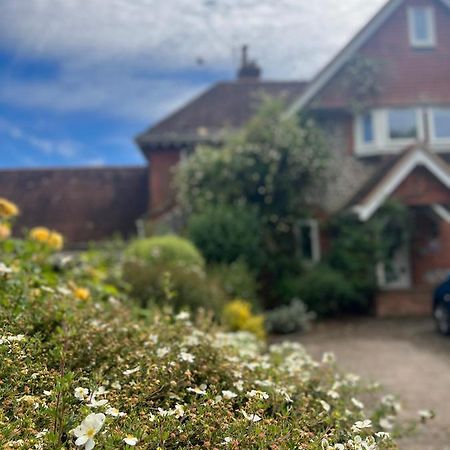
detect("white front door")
(377, 241), (412, 289)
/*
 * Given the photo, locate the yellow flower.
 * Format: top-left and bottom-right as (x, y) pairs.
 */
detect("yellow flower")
(0, 223), (11, 240)
(74, 287), (91, 301)
(0, 198), (19, 218)
(29, 227), (64, 250)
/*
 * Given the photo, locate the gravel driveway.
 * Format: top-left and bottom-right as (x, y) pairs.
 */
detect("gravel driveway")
(292, 318), (450, 450)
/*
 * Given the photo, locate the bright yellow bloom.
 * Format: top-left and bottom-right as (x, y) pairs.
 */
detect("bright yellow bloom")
(29, 227), (64, 250)
(0, 198), (19, 218)
(0, 223), (11, 240)
(74, 287), (91, 301)
(223, 299), (266, 340)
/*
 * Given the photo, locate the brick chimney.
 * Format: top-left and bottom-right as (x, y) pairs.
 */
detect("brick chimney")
(237, 45), (261, 81)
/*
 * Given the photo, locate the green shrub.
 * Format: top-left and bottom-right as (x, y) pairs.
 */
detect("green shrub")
(265, 299), (315, 335)
(207, 260), (259, 306)
(125, 235), (204, 268)
(123, 236), (226, 313)
(187, 203), (265, 270)
(279, 265), (365, 317)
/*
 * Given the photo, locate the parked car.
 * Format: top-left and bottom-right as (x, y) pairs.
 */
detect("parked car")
(433, 276), (450, 335)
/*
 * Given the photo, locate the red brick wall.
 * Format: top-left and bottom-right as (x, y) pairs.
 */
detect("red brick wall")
(376, 288), (433, 316)
(0, 167), (148, 243)
(314, 0), (450, 109)
(392, 166), (450, 205)
(148, 149), (181, 216)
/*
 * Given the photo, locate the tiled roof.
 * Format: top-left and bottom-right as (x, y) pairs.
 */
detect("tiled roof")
(0, 166), (148, 244)
(136, 80), (308, 152)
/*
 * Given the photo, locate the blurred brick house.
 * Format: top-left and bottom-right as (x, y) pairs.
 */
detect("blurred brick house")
(2, 0), (450, 315)
(136, 0), (450, 316)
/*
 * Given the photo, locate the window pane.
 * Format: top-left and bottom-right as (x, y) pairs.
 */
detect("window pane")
(300, 225), (313, 260)
(413, 8), (430, 41)
(362, 113), (374, 143)
(388, 109), (417, 139)
(433, 108), (450, 139)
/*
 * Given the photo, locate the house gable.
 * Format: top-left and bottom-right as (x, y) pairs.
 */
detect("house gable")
(352, 146), (450, 220)
(288, 0), (450, 113)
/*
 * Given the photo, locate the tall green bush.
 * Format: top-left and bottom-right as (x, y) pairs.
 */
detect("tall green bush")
(175, 98), (329, 305)
(187, 203), (265, 270)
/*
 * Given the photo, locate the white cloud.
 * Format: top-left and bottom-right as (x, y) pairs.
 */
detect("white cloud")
(0, 117), (81, 158)
(0, 0), (387, 122)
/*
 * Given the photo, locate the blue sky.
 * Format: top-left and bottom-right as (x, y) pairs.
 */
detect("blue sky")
(0, 0), (384, 168)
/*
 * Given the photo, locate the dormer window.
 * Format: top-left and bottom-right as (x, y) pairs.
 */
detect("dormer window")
(408, 7), (436, 48)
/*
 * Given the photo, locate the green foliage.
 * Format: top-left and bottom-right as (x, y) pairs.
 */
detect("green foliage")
(125, 235), (204, 268)
(265, 300), (315, 335)
(187, 203), (265, 270)
(341, 55), (382, 113)
(123, 235), (225, 312)
(207, 260), (259, 306)
(327, 200), (412, 307)
(0, 216), (403, 449)
(279, 265), (362, 317)
(176, 98), (329, 303)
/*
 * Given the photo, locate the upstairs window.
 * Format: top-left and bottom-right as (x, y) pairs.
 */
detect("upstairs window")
(388, 108), (418, 140)
(408, 7), (436, 48)
(430, 107), (450, 141)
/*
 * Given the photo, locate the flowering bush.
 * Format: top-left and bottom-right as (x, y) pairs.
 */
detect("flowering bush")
(0, 198), (404, 449)
(222, 299), (266, 340)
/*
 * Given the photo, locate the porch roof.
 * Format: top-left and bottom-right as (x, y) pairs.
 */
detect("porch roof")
(349, 146), (450, 221)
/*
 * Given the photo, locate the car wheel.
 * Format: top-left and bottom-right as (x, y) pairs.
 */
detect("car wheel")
(434, 301), (450, 336)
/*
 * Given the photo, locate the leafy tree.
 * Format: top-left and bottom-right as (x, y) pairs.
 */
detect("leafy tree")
(175, 98), (329, 305)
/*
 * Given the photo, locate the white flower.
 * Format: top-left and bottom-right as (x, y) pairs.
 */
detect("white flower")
(75, 387), (89, 401)
(123, 366), (140, 376)
(327, 390), (340, 399)
(187, 386), (206, 395)
(73, 413), (105, 450)
(175, 311), (190, 321)
(375, 431), (390, 440)
(223, 437), (233, 444)
(0, 263), (13, 274)
(418, 409), (434, 420)
(241, 410), (262, 422)
(222, 390), (238, 400)
(379, 416), (395, 430)
(322, 352), (336, 364)
(111, 381), (122, 390)
(123, 435), (138, 446)
(179, 352), (195, 363)
(173, 404), (185, 418)
(157, 347), (170, 358)
(247, 389), (269, 400)
(105, 407), (125, 417)
(233, 380), (244, 392)
(320, 400), (331, 412)
(351, 398), (364, 409)
(352, 419), (372, 432)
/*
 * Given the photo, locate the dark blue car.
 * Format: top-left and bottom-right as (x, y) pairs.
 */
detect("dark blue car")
(433, 276), (450, 335)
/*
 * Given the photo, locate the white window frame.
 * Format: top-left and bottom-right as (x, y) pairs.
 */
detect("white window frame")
(354, 108), (424, 156)
(385, 107), (424, 146)
(408, 7), (436, 48)
(427, 107), (450, 148)
(297, 219), (321, 264)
